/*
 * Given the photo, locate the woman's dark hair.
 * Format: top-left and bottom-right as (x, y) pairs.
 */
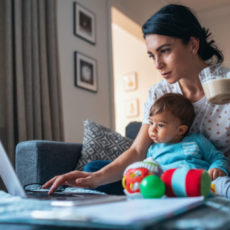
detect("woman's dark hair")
(142, 4), (223, 64)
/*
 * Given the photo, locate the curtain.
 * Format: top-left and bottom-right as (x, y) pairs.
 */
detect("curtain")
(0, 0), (64, 165)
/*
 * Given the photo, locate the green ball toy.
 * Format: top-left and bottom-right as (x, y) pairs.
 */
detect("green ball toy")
(140, 175), (165, 198)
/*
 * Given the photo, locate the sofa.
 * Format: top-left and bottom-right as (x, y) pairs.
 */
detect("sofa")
(15, 121), (142, 187)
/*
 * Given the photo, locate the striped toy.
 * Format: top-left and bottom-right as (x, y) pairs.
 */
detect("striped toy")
(161, 168), (211, 197)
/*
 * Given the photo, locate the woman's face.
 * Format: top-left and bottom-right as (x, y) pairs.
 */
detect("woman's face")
(145, 34), (195, 84)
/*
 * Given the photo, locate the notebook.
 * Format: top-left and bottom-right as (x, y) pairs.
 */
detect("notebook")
(0, 141), (126, 204)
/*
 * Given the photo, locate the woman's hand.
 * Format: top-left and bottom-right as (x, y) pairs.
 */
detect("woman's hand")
(42, 170), (99, 194)
(208, 168), (226, 180)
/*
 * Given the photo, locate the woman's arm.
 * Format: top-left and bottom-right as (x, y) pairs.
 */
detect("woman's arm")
(43, 124), (152, 194)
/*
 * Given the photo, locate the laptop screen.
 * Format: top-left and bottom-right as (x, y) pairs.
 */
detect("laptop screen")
(0, 142), (26, 197)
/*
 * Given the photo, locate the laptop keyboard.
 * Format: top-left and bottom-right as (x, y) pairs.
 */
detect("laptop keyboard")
(25, 184), (65, 192)
(23, 184), (126, 204)
(24, 184), (106, 195)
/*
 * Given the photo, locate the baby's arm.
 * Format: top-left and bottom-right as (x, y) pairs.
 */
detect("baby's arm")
(198, 134), (229, 178)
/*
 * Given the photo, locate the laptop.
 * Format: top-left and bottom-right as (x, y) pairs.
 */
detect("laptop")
(0, 142), (126, 205)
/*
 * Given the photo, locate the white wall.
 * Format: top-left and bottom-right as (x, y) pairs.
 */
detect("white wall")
(57, 0), (113, 142)
(111, 8), (161, 135)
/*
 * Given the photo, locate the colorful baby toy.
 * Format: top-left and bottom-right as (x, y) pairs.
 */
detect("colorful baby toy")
(122, 157), (164, 198)
(161, 167), (211, 197)
(139, 174), (165, 198)
(122, 158), (212, 198)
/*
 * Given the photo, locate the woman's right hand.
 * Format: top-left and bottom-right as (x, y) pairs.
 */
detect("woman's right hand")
(42, 170), (99, 195)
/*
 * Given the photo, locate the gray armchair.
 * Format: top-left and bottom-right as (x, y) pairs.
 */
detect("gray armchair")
(15, 122), (142, 187)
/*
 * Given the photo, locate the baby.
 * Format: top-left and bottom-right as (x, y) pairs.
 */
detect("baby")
(146, 93), (230, 197)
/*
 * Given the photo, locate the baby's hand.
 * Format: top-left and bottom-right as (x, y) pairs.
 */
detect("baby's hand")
(208, 168), (226, 180)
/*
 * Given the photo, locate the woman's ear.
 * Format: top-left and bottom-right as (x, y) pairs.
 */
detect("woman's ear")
(189, 36), (199, 54)
(178, 125), (188, 136)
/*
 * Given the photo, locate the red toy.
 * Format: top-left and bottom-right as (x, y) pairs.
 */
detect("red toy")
(122, 157), (163, 197)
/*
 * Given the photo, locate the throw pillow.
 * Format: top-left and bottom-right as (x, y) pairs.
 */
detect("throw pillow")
(75, 120), (133, 170)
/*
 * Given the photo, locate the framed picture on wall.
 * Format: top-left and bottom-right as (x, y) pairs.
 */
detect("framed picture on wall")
(123, 72), (137, 91)
(74, 52), (97, 92)
(73, 2), (96, 45)
(125, 98), (139, 117)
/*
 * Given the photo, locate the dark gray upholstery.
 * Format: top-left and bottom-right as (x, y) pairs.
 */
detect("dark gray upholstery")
(15, 122), (142, 186)
(16, 141), (82, 186)
(125, 121), (142, 140)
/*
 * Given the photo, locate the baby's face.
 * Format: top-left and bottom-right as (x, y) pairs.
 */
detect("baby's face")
(148, 111), (183, 143)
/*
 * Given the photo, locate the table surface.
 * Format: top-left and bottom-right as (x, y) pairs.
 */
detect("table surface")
(1, 196), (230, 230)
(156, 197), (230, 230)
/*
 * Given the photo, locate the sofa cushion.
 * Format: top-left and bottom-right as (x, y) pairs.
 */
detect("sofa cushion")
(75, 120), (133, 170)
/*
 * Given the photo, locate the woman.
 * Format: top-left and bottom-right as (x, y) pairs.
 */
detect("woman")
(43, 4), (230, 195)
